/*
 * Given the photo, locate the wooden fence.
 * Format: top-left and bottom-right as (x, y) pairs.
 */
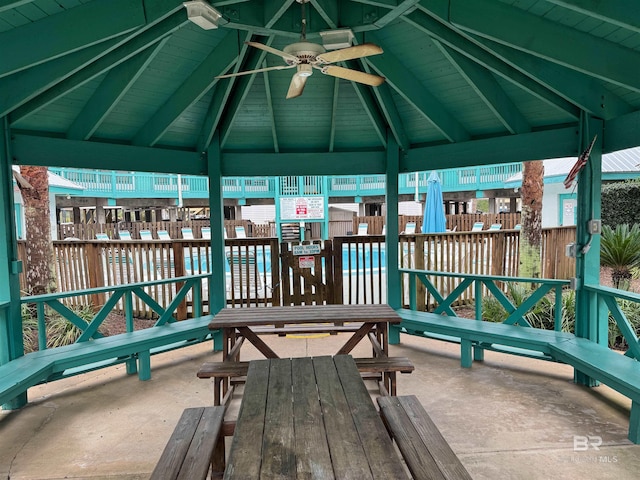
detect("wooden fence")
(18, 227), (575, 315)
(355, 213), (522, 234)
(58, 220), (253, 240)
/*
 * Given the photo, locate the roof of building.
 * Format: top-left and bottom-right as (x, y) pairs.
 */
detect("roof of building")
(504, 147), (640, 186)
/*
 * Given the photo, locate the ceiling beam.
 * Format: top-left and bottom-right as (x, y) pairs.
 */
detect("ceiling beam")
(197, 32), (255, 153)
(405, 8), (579, 119)
(348, 40), (408, 149)
(218, 36), (275, 148)
(221, 150), (388, 176)
(367, 35), (470, 143)
(0, 0), (34, 13)
(350, 78), (388, 147)
(0, 0), (145, 79)
(372, 0), (420, 28)
(546, 0), (640, 34)
(471, 36), (632, 121)
(132, 31), (239, 147)
(604, 110), (640, 153)
(328, 77), (340, 152)
(310, 0), (338, 29)
(1, 38), (121, 119)
(449, 0), (640, 93)
(262, 62), (280, 153)
(11, 134), (205, 175)
(436, 42), (530, 135)
(264, 0), (295, 28)
(66, 41), (168, 141)
(10, 12), (187, 124)
(403, 126), (579, 172)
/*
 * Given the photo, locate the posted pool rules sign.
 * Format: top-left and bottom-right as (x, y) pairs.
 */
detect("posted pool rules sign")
(299, 256), (315, 268)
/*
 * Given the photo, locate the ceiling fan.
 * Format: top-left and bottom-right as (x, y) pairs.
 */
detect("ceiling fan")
(216, 1), (385, 99)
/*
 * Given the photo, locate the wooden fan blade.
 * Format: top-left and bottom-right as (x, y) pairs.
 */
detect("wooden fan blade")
(316, 43), (383, 63)
(321, 65), (385, 86)
(286, 73), (309, 99)
(246, 41), (299, 63)
(216, 64), (295, 79)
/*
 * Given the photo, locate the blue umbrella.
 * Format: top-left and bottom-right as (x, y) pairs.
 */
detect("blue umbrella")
(422, 171), (446, 233)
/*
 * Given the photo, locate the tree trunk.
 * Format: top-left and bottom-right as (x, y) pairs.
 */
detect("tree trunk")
(17, 166), (56, 295)
(519, 160), (544, 280)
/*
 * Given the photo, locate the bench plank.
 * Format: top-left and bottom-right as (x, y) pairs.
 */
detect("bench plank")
(150, 406), (225, 480)
(378, 395), (473, 480)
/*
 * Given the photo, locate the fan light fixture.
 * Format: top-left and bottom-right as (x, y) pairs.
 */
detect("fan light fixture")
(183, 1), (222, 30)
(320, 29), (355, 50)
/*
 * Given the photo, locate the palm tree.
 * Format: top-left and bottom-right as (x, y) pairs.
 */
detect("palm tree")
(600, 224), (640, 289)
(519, 160), (544, 279)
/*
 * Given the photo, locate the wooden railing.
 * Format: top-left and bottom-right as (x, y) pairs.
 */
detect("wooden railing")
(355, 213), (522, 234)
(18, 228), (576, 314)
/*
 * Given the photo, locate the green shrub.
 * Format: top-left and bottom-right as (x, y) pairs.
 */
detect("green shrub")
(602, 182), (640, 228)
(600, 224), (640, 289)
(22, 303), (98, 352)
(481, 284), (575, 333)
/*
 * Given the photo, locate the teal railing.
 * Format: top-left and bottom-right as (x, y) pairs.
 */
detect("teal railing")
(22, 274), (208, 351)
(48, 163), (522, 200)
(401, 268), (571, 331)
(584, 284), (640, 359)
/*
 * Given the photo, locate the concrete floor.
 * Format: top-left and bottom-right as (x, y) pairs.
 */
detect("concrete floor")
(1, 333), (639, 480)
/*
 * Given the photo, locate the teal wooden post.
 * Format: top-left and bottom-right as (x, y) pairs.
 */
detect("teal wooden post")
(473, 280), (484, 362)
(322, 176), (329, 240)
(208, 132), (226, 351)
(386, 132), (402, 344)
(574, 113), (605, 387)
(0, 117), (27, 409)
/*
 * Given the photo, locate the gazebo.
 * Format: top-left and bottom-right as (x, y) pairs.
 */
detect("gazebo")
(1, 0), (640, 444)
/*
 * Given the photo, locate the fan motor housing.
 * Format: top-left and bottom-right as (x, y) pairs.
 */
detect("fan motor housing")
(283, 42), (326, 65)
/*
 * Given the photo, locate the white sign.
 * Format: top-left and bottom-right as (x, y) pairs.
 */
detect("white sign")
(292, 244), (321, 255)
(280, 196), (324, 220)
(299, 256), (315, 268)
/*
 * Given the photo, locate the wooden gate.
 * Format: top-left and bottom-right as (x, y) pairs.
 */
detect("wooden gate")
(280, 240), (335, 305)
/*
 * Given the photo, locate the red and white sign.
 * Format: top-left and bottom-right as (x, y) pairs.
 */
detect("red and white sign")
(280, 196), (324, 220)
(299, 256), (315, 268)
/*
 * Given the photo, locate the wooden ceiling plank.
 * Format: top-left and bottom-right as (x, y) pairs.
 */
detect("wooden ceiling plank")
(133, 31), (239, 147)
(67, 40), (168, 141)
(450, 0), (640, 93)
(407, 8), (580, 119)
(0, 0), (145, 79)
(435, 42), (530, 135)
(10, 12), (187, 124)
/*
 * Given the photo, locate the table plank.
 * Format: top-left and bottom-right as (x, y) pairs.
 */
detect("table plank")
(333, 355), (410, 480)
(209, 304), (400, 329)
(292, 357), (335, 480)
(224, 360), (270, 479)
(261, 359), (296, 479)
(312, 356), (374, 480)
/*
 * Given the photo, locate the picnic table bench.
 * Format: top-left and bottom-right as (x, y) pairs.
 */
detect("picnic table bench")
(378, 395), (472, 480)
(197, 356), (414, 405)
(150, 406), (226, 480)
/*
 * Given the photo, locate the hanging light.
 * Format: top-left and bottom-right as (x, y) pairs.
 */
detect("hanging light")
(183, 1), (222, 30)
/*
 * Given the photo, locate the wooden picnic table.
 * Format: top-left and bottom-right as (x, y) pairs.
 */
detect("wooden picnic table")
(209, 304), (401, 362)
(223, 355), (409, 479)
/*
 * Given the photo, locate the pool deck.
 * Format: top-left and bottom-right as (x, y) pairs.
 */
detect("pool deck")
(1, 333), (639, 479)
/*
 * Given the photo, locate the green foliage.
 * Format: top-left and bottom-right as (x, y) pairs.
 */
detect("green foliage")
(609, 300), (640, 351)
(482, 284), (576, 333)
(22, 303), (98, 352)
(600, 224), (640, 289)
(602, 182), (640, 228)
